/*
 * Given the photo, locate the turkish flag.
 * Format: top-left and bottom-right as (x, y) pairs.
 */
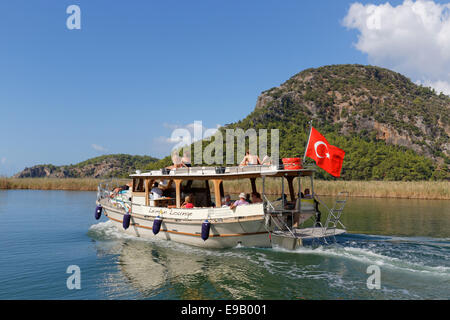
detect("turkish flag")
(305, 127), (345, 177)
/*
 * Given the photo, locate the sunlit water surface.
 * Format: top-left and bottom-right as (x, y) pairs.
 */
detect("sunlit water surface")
(0, 190), (448, 299)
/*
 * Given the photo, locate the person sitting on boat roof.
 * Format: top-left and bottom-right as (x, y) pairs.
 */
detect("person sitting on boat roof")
(166, 150), (184, 170)
(181, 151), (192, 167)
(181, 195), (194, 209)
(221, 194), (232, 207)
(151, 182), (163, 199)
(251, 192), (263, 204)
(230, 192), (249, 209)
(261, 155), (272, 165)
(239, 150), (261, 166)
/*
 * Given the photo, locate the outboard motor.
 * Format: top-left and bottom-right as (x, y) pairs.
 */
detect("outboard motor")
(95, 205), (102, 220)
(201, 220), (211, 241)
(153, 216), (162, 235)
(123, 213), (131, 230)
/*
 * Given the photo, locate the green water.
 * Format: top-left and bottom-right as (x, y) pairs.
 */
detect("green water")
(335, 197), (450, 238)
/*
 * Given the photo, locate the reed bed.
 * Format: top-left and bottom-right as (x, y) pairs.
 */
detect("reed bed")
(222, 179), (450, 200)
(0, 178), (448, 200)
(0, 178), (128, 191)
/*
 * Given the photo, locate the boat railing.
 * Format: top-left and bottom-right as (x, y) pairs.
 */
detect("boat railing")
(97, 178), (132, 209)
(262, 194), (299, 237)
(144, 164), (282, 177)
(314, 191), (348, 236)
(263, 194), (314, 215)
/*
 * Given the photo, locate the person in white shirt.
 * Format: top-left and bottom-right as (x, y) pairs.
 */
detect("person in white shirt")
(151, 182), (163, 199)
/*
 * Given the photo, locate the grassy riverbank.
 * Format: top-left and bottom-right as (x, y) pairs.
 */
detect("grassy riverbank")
(223, 179), (450, 200)
(0, 178), (127, 191)
(0, 178), (448, 200)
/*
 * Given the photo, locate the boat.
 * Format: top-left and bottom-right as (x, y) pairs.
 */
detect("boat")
(95, 163), (349, 250)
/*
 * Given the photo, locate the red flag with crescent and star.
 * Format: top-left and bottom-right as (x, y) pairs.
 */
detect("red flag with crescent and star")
(305, 127), (345, 177)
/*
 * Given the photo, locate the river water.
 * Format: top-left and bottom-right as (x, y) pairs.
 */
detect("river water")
(0, 190), (448, 299)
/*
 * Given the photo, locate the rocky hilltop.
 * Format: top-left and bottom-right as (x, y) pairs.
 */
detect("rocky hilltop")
(14, 154), (159, 179)
(254, 65), (449, 159)
(225, 64), (449, 180)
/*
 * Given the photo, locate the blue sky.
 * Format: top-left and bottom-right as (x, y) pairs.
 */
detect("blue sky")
(1, 0), (449, 175)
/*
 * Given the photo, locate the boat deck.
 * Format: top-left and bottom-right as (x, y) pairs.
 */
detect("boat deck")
(270, 228), (346, 250)
(292, 227), (346, 239)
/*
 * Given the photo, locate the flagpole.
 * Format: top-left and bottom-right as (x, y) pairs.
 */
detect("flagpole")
(302, 120), (313, 164)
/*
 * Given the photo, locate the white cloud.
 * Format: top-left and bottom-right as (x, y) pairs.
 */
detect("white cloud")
(91, 144), (108, 152)
(419, 79), (450, 95)
(343, 0), (450, 95)
(1, 157), (6, 165)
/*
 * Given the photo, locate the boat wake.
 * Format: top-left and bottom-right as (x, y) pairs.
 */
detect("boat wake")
(89, 221), (449, 278)
(272, 233), (450, 279)
(88, 221), (449, 299)
(88, 220), (137, 241)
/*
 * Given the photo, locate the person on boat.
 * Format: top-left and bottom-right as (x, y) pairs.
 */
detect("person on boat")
(251, 192), (263, 203)
(221, 194), (232, 207)
(301, 189), (321, 226)
(181, 195), (194, 208)
(245, 193), (252, 204)
(158, 179), (169, 189)
(166, 150), (184, 170)
(304, 188), (313, 199)
(230, 192), (249, 209)
(261, 155), (272, 165)
(151, 182), (163, 199)
(112, 181), (132, 197)
(239, 150), (261, 166)
(181, 151), (192, 167)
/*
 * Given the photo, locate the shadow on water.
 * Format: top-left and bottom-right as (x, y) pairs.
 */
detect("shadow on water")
(87, 221), (450, 300)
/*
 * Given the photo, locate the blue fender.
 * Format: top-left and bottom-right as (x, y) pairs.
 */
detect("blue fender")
(123, 213), (131, 229)
(201, 220), (211, 241)
(153, 216), (162, 235)
(95, 205), (102, 220)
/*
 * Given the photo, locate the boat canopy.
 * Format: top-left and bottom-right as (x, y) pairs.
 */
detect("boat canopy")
(130, 165), (315, 180)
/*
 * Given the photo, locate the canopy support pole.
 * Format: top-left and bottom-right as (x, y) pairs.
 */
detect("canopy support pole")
(250, 178), (257, 194)
(174, 179), (182, 208)
(286, 176), (295, 202)
(212, 179), (223, 207)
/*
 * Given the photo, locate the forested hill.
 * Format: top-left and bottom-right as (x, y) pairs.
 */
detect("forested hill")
(14, 154), (159, 178)
(224, 64), (449, 180)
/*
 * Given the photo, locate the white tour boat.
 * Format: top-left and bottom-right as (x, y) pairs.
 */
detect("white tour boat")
(95, 164), (348, 250)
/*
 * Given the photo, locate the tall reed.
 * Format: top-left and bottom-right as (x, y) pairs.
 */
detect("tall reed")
(0, 178), (129, 191)
(222, 179), (450, 200)
(0, 178), (448, 200)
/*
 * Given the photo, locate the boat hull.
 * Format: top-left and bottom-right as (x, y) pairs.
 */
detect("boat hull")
(101, 203), (271, 249)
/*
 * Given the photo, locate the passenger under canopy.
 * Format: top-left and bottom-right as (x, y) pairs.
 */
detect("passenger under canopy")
(129, 165), (315, 214)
